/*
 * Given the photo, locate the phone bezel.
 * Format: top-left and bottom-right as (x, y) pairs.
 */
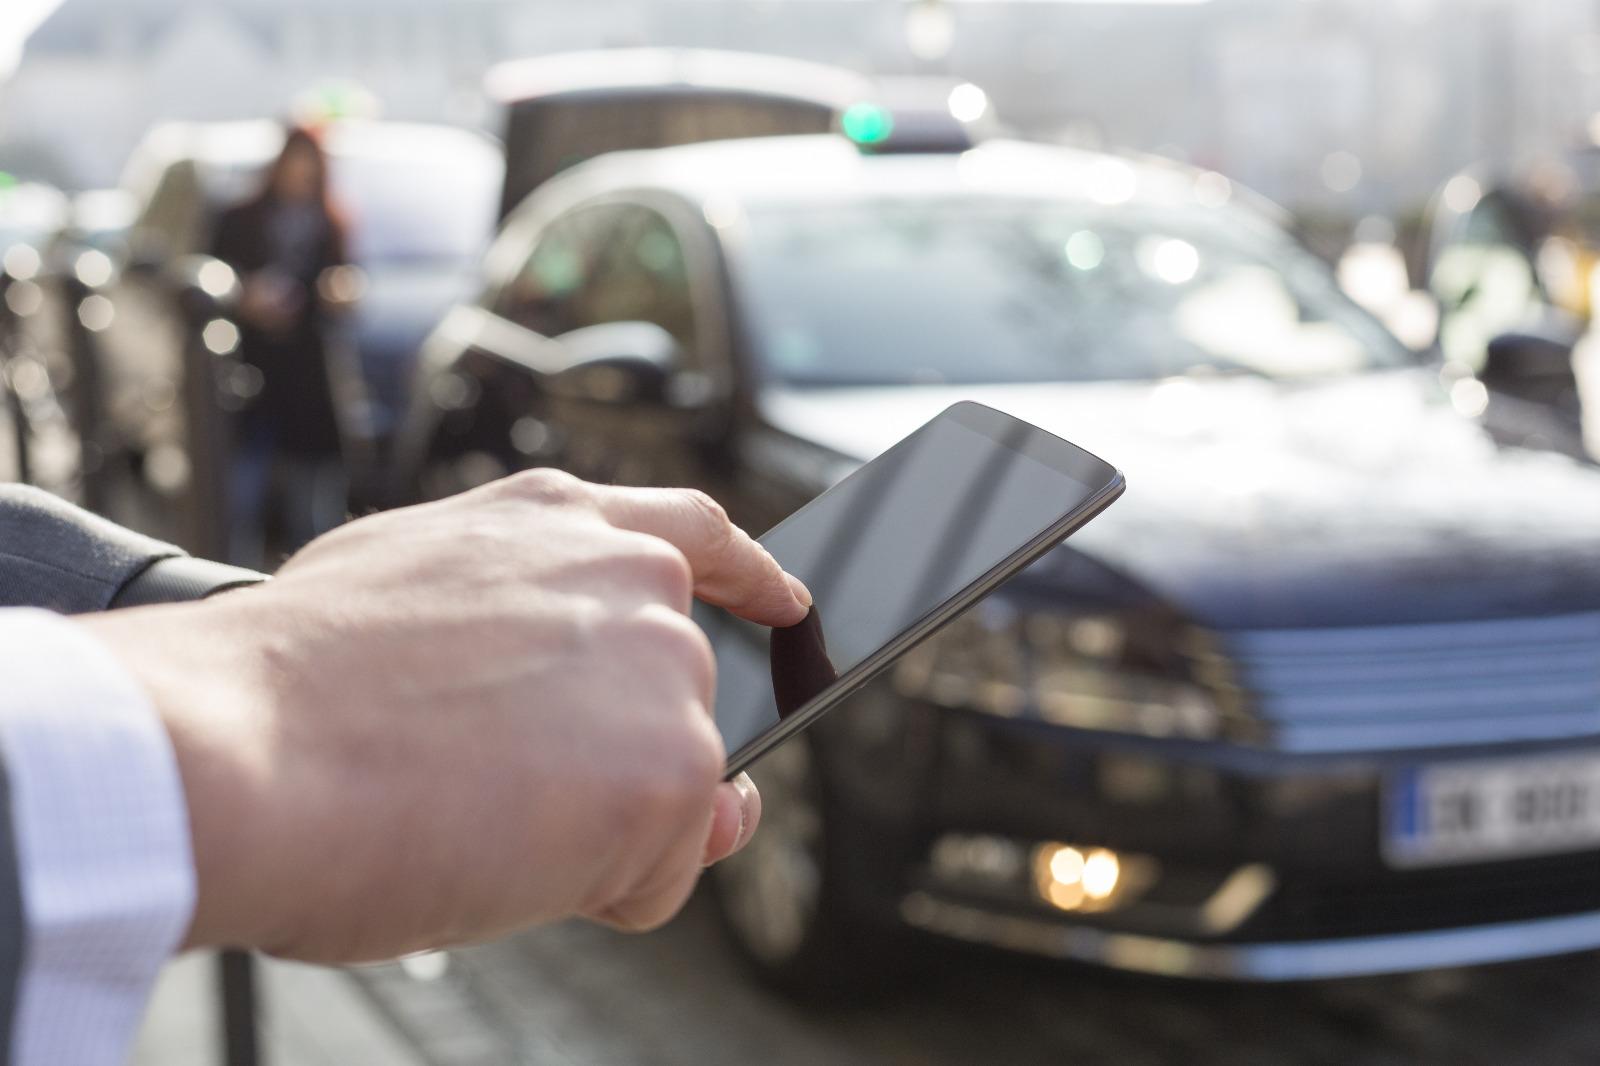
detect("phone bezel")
(724, 401), (1126, 777)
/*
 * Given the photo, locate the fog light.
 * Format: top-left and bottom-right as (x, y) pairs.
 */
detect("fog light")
(1082, 849), (1121, 900)
(1033, 843), (1141, 913)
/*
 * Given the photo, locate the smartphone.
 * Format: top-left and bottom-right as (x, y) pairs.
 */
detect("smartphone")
(710, 401), (1125, 777)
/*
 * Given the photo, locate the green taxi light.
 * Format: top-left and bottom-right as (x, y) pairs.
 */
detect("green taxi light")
(841, 103), (895, 147)
(313, 87), (356, 119)
(0, 171), (16, 193)
(292, 82), (380, 125)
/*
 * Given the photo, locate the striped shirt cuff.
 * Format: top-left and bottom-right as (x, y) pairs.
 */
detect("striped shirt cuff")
(0, 609), (196, 1066)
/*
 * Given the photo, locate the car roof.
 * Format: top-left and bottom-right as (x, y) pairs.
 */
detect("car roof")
(485, 48), (875, 111)
(0, 182), (70, 241)
(121, 119), (500, 203)
(522, 134), (1281, 221)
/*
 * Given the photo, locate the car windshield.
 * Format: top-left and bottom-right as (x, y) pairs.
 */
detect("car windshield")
(333, 151), (501, 268)
(732, 199), (1416, 386)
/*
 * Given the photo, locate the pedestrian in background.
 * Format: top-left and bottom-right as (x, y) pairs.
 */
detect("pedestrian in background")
(211, 125), (352, 566)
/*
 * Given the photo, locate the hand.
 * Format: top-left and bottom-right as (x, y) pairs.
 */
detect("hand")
(316, 264), (367, 311)
(237, 272), (302, 333)
(81, 470), (810, 962)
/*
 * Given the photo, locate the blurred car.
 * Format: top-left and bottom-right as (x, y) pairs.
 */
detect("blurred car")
(485, 47), (995, 224)
(1423, 150), (1600, 459)
(61, 189), (139, 259)
(1, 180), (80, 496)
(0, 179), (68, 250)
(396, 133), (1600, 991)
(63, 118), (501, 546)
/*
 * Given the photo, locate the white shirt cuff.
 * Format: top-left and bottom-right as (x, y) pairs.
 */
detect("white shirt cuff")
(0, 609), (197, 1066)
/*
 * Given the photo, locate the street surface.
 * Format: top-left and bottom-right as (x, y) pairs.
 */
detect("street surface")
(135, 953), (426, 1066)
(354, 893), (1600, 1066)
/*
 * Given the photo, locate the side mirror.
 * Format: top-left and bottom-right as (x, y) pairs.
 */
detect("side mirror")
(548, 321), (706, 407)
(1481, 329), (1582, 422)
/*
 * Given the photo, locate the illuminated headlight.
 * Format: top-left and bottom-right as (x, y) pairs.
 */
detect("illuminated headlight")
(1031, 842), (1156, 913)
(892, 604), (1223, 740)
(926, 833), (1157, 915)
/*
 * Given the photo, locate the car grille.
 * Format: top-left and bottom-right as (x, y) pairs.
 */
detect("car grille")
(1235, 850), (1600, 942)
(1216, 612), (1600, 753)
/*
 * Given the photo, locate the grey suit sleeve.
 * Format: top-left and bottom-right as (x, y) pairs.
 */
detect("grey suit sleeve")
(0, 486), (183, 615)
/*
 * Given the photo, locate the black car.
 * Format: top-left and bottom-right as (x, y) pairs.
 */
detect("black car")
(397, 133), (1600, 990)
(484, 47), (990, 224)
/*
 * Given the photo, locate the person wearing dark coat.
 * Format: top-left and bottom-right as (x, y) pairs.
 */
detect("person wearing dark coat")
(210, 125), (353, 565)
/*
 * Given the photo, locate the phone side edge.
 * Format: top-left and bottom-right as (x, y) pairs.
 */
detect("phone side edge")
(724, 469), (1126, 778)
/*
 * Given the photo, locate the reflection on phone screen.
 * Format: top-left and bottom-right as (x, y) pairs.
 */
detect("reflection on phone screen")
(770, 606), (838, 720)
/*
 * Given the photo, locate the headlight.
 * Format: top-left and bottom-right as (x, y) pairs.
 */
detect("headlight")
(890, 599), (1223, 740)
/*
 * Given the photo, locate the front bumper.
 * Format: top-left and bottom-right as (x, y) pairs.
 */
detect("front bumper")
(899, 894), (1600, 981)
(840, 701), (1600, 980)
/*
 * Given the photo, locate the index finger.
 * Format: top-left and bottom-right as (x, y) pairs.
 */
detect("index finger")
(591, 486), (811, 628)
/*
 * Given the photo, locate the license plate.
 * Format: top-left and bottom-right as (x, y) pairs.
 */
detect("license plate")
(1383, 752), (1600, 869)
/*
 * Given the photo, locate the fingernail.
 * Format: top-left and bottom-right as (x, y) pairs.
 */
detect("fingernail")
(732, 772), (757, 849)
(785, 572), (814, 609)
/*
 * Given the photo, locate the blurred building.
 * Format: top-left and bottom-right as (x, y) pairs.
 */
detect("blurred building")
(3, 0), (1600, 216)
(0, 0), (504, 189)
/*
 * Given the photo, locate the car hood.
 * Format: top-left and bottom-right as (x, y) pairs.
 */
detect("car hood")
(755, 373), (1600, 629)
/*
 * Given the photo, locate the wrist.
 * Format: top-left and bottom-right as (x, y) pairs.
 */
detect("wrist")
(79, 596), (295, 952)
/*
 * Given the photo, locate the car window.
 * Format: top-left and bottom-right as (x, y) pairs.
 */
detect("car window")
(497, 205), (622, 338)
(731, 199), (1415, 387)
(500, 203), (700, 356)
(583, 205), (699, 353)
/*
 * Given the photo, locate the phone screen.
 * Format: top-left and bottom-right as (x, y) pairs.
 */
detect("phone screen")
(707, 403), (1120, 769)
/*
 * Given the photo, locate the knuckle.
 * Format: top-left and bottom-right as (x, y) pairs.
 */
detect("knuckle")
(626, 538), (695, 603)
(672, 620), (718, 694)
(631, 608), (717, 690)
(664, 724), (724, 803)
(559, 594), (611, 652)
(502, 467), (587, 506)
(627, 720), (721, 815)
(601, 600), (703, 655)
